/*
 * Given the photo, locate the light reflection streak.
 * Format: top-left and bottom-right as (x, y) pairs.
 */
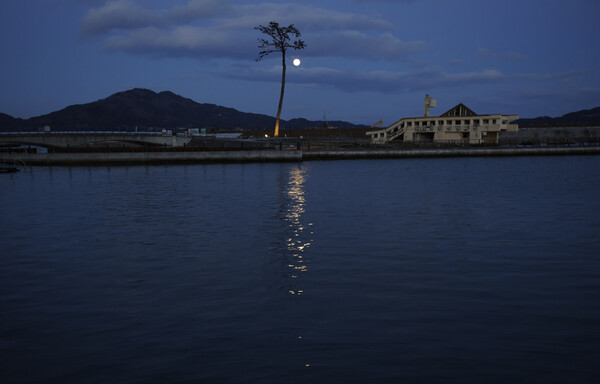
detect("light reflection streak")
(271, 165), (315, 368)
(282, 166), (313, 296)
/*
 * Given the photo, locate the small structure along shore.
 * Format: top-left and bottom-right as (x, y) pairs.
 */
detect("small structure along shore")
(367, 96), (519, 145)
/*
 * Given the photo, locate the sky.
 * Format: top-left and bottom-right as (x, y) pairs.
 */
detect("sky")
(1, 0), (599, 125)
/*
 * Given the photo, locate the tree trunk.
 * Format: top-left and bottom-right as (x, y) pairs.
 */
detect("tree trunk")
(274, 50), (286, 137)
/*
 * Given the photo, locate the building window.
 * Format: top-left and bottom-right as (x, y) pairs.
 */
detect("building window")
(456, 120), (461, 125)
(483, 119), (489, 124)
(492, 119), (497, 124)
(407, 122), (412, 127)
(474, 119), (480, 124)
(430, 121), (436, 126)
(401, 122), (404, 128)
(447, 120), (453, 125)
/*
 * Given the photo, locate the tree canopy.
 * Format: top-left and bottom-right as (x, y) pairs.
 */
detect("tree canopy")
(255, 22), (306, 62)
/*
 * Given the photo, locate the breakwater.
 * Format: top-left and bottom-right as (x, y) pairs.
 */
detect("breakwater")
(1, 149), (301, 165)
(304, 146), (600, 160)
(2, 146), (600, 165)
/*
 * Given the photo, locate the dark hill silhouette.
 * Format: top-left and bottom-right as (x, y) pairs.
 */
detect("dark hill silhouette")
(3, 90), (599, 131)
(516, 106), (600, 126)
(0, 88), (366, 132)
(0, 112), (25, 130)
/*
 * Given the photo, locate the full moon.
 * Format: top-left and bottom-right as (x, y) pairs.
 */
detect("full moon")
(292, 58), (301, 67)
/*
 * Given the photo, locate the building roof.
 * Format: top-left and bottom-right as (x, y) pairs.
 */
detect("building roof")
(441, 103), (477, 117)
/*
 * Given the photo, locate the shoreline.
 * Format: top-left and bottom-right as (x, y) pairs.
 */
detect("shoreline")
(2, 146), (600, 166)
(304, 146), (600, 160)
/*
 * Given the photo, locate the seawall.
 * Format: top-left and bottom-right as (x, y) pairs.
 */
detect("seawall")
(304, 146), (600, 160)
(1, 150), (302, 165)
(2, 146), (599, 166)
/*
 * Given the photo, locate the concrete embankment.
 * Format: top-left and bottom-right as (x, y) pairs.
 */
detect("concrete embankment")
(2, 150), (302, 165)
(304, 146), (600, 160)
(2, 146), (599, 165)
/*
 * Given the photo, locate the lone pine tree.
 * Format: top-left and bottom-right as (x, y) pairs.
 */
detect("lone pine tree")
(255, 21), (306, 137)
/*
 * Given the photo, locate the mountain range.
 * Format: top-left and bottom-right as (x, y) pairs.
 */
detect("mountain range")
(515, 106), (600, 127)
(0, 88), (366, 132)
(1, 88), (599, 131)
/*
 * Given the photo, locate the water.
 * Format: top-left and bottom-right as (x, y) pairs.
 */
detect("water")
(2, 156), (600, 383)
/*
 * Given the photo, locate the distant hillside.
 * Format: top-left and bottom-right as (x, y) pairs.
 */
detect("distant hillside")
(517, 106), (600, 127)
(0, 89), (367, 132)
(0, 112), (25, 130)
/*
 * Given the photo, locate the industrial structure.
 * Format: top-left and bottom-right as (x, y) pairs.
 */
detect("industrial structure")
(367, 95), (519, 145)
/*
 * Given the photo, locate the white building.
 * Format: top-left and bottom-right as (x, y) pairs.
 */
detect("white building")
(367, 97), (519, 145)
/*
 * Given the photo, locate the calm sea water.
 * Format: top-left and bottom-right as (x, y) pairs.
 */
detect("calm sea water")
(2, 156), (600, 383)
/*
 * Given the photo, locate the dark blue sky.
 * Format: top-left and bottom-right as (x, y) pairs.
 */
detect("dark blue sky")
(1, 0), (599, 124)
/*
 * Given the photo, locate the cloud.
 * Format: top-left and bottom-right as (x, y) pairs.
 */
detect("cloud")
(475, 47), (528, 62)
(309, 31), (426, 60)
(80, 1), (581, 101)
(74, 0), (109, 4)
(474, 48), (496, 58)
(221, 65), (508, 93)
(221, 3), (395, 31)
(505, 51), (527, 62)
(169, 0), (230, 22)
(85, 1), (424, 62)
(534, 70), (584, 80)
(355, 0), (416, 3)
(448, 58), (465, 66)
(81, 0), (230, 35)
(104, 27), (424, 62)
(82, 1), (394, 35)
(104, 26), (256, 59)
(81, 0), (163, 35)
